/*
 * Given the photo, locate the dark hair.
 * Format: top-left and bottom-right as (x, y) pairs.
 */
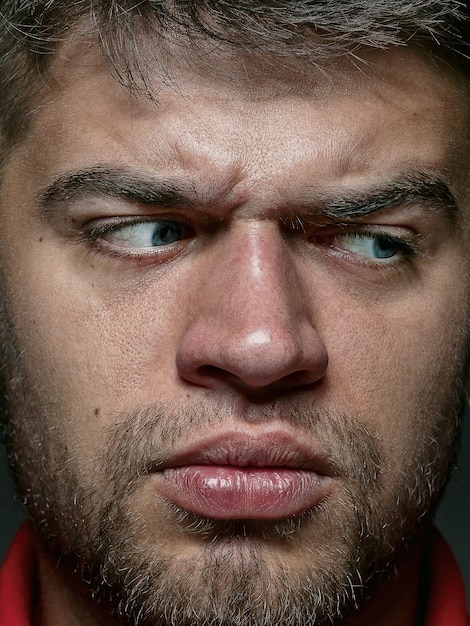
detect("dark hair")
(0, 0), (470, 150)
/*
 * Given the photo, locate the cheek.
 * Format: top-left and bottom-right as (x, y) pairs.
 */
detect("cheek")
(325, 287), (468, 478)
(0, 257), (191, 451)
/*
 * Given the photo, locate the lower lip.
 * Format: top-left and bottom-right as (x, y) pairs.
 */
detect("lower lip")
(154, 466), (331, 520)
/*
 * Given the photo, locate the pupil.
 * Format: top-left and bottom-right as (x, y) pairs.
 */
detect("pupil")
(152, 222), (181, 245)
(374, 237), (398, 259)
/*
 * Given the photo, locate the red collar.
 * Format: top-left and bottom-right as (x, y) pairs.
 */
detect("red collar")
(423, 529), (469, 626)
(0, 522), (467, 625)
(0, 522), (37, 625)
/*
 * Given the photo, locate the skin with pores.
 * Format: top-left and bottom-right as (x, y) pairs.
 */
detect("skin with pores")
(0, 34), (470, 626)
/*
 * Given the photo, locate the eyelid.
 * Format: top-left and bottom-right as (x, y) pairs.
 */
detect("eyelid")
(336, 228), (419, 250)
(311, 225), (421, 266)
(79, 215), (192, 240)
(340, 229), (418, 254)
(288, 201), (431, 232)
(308, 220), (418, 239)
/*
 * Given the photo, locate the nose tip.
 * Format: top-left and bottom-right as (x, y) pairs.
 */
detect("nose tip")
(176, 320), (329, 397)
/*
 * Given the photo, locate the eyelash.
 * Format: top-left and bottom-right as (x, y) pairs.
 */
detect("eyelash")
(78, 216), (193, 251)
(319, 228), (419, 258)
(81, 217), (168, 239)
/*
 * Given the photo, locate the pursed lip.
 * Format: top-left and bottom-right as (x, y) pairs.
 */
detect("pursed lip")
(150, 429), (334, 472)
(149, 427), (336, 520)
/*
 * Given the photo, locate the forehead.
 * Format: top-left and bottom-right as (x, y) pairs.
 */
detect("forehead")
(4, 38), (470, 208)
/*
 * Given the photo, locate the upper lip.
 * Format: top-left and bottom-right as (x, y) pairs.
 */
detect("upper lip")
(149, 427), (335, 476)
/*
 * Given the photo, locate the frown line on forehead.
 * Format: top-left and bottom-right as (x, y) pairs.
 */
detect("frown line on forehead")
(37, 163), (459, 223)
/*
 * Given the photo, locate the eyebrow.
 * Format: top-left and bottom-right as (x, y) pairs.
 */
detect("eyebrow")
(38, 165), (194, 215)
(37, 165), (459, 224)
(301, 171), (459, 225)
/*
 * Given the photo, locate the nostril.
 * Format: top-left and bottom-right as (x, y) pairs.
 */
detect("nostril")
(197, 365), (229, 380)
(194, 365), (324, 391)
(189, 364), (324, 403)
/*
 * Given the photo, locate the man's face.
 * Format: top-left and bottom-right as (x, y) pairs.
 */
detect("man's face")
(0, 39), (470, 626)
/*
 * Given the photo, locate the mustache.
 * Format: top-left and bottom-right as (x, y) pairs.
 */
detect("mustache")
(100, 400), (383, 500)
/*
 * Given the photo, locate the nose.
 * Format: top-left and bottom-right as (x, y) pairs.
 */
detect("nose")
(176, 222), (328, 397)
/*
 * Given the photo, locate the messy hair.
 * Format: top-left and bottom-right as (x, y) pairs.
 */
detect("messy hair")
(0, 0), (470, 150)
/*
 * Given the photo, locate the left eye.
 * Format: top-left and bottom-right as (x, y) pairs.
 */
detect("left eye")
(332, 232), (407, 260)
(101, 220), (185, 248)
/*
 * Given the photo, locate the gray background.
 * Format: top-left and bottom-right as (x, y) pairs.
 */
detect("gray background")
(1, 411), (469, 597)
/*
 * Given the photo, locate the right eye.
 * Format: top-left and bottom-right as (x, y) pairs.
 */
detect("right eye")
(99, 220), (186, 249)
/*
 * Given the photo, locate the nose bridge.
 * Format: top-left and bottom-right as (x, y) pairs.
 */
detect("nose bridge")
(219, 221), (299, 335)
(176, 220), (328, 391)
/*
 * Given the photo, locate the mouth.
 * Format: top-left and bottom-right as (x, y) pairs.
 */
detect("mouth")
(150, 429), (335, 521)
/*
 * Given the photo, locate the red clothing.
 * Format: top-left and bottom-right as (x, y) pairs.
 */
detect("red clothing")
(424, 530), (469, 626)
(0, 523), (468, 625)
(0, 523), (37, 626)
